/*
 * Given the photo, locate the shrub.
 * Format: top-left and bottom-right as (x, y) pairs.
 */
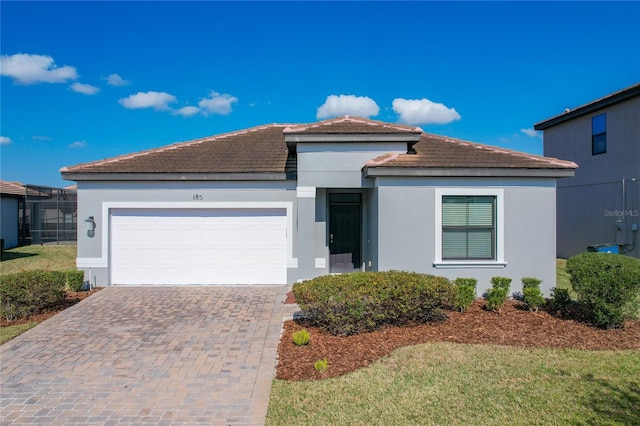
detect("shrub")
(314, 357), (328, 373)
(522, 277), (545, 312)
(292, 271), (455, 335)
(0, 270), (66, 321)
(292, 328), (311, 346)
(550, 287), (573, 317)
(453, 278), (477, 312)
(65, 270), (85, 292)
(566, 252), (640, 329)
(485, 277), (511, 312)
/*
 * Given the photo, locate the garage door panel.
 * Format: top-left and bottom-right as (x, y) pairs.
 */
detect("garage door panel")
(110, 208), (287, 285)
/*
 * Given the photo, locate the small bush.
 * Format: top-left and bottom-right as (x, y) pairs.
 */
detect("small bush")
(65, 270), (85, 292)
(292, 328), (310, 346)
(314, 357), (328, 373)
(566, 252), (640, 329)
(292, 271), (455, 335)
(453, 278), (477, 312)
(522, 277), (545, 312)
(0, 270), (66, 321)
(550, 287), (573, 317)
(485, 277), (511, 312)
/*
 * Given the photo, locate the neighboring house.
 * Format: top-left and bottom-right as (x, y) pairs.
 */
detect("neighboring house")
(535, 83), (640, 259)
(1, 180), (26, 249)
(61, 116), (576, 295)
(0, 181), (78, 248)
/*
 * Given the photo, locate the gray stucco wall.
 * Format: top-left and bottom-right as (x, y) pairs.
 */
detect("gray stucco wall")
(1, 197), (19, 249)
(543, 96), (640, 258)
(75, 181), (297, 286)
(375, 177), (558, 296)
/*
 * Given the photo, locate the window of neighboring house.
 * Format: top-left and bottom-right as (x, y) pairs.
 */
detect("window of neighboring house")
(592, 113), (606, 155)
(442, 195), (496, 260)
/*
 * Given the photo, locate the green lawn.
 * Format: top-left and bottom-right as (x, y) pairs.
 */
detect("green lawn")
(267, 342), (640, 426)
(1, 245), (77, 276)
(0, 322), (38, 345)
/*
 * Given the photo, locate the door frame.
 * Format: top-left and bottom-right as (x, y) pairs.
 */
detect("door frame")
(327, 192), (364, 273)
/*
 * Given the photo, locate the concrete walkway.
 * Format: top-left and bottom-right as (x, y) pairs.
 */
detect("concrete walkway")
(1, 286), (297, 425)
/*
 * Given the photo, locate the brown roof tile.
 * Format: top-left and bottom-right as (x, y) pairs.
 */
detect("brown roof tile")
(366, 134), (578, 169)
(61, 124), (289, 174)
(0, 180), (26, 196)
(61, 117), (576, 177)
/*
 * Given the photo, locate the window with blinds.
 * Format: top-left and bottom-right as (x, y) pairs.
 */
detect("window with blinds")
(442, 196), (496, 260)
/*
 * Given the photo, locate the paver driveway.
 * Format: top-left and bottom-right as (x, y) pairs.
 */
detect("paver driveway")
(1, 286), (296, 425)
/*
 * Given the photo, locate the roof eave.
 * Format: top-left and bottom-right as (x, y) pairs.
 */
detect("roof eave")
(61, 172), (288, 182)
(363, 167), (576, 178)
(534, 83), (640, 130)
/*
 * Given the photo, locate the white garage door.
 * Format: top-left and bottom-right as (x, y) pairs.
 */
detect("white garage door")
(110, 208), (287, 285)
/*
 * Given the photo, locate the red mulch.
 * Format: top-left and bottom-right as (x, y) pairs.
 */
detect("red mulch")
(277, 294), (640, 381)
(0, 289), (102, 327)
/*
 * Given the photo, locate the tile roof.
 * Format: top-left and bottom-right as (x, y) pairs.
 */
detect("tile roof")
(283, 116), (422, 134)
(61, 116), (576, 178)
(366, 134), (578, 169)
(0, 180), (26, 197)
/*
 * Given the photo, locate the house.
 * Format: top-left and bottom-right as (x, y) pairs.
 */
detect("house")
(0, 181), (78, 249)
(1, 180), (26, 250)
(61, 116), (576, 295)
(535, 83), (640, 259)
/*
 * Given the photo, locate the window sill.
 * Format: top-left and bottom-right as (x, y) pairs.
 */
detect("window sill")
(433, 261), (508, 269)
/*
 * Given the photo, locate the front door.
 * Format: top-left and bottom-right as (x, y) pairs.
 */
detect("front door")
(329, 193), (361, 273)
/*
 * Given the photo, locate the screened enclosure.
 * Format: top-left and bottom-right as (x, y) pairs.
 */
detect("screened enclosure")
(18, 185), (77, 245)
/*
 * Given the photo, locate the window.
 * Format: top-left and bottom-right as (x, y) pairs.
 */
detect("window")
(442, 196), (496, 260)
(592, 113), (606, 155)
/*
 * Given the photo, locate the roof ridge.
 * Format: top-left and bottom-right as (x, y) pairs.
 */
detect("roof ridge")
(283, 115), (422, 133)
(428, 133), (578, 168)
(59, 123), (291, 172)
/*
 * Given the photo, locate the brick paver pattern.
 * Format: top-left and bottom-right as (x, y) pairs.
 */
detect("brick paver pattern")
(1, 286), (296, 425)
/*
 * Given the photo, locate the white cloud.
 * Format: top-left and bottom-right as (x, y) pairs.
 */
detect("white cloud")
(174, 106), (201, 117)
(316, 94), (379, 119)
(198, 91), (238, 115)
(392, 98), (461, 125)
(69, 140), (86, 149)
(32, 135), (53, 141)
(0, 136), (12, 145)
(119, 91), (176, 110)
(70, 82), (100, 95)
(105, 73), (130, 86)
(0, 53), (77, 85)
(520, 128), (542, 138)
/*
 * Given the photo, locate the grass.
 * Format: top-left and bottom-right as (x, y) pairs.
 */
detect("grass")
(556, 258), (572, 291)
(1, 245), (77, 276)
(267, 342), (640, 425)
(0, 322), (38, 345)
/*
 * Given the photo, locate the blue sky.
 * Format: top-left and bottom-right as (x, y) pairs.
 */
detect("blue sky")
(1, 1), (639, 188)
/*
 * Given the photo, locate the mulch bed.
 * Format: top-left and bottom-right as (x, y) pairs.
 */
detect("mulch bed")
(0, 289), (102, 327)
(277, 294), (640, 381)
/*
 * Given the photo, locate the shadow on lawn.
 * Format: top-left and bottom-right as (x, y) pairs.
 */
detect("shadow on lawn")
(584, 376), (640, 425)
(1, 251), (38, 262)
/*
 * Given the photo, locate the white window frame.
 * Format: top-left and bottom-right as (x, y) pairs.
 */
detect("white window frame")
(434, 188), (506, 268)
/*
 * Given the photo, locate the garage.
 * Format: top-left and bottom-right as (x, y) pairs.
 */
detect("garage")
(110, 208), (287, 285)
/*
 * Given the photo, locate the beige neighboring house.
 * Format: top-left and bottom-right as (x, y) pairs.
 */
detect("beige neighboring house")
(535, 83), (640, 258)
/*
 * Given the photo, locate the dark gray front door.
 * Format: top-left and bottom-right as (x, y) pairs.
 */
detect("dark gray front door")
(329, 194), (361, 273)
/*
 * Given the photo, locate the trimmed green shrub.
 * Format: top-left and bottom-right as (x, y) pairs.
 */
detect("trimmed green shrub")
(550, 287), (573, 317)
(292, 328), (311, 346)
(522, 277), (545, 312)
(566, 252), (640, 329)
(485, 277), (511, 312)
(0, 270), (66, 321)
(292, 271), (455, 335)
(453, 278), (477, 312)
(65, 270), (85, 292)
